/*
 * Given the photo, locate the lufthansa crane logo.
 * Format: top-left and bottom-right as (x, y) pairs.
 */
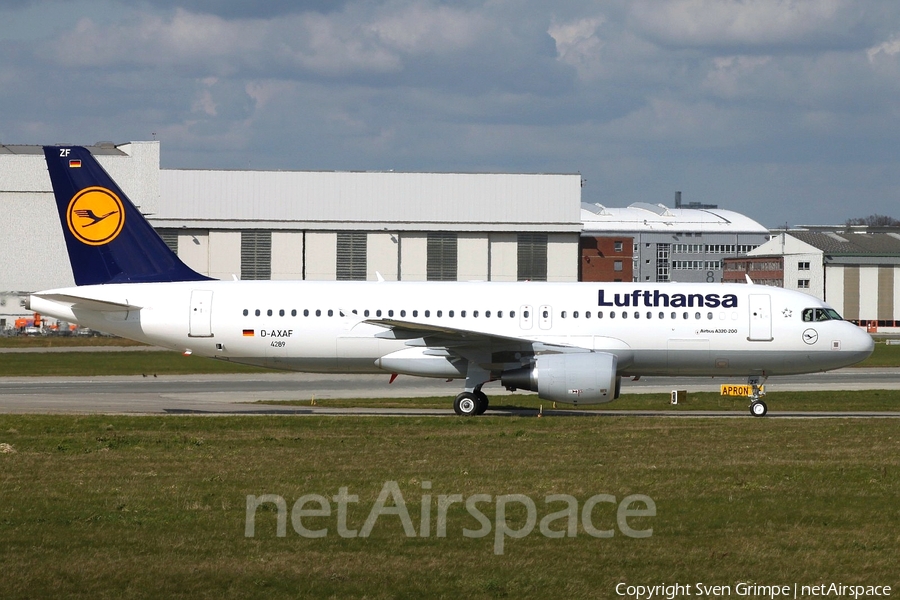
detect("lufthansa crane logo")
(66, 187), (125, 246)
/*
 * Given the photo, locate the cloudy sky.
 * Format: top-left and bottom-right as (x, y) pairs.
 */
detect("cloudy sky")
(2, 0), (899, 227)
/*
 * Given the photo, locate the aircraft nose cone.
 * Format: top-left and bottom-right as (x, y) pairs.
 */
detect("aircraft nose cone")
(845, 326), (875, 364)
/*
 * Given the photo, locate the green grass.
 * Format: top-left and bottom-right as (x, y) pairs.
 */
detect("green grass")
(260, 389), (900, 412)
(0, 335), (146, 348)
(0, 415), (897, 599)
(857, 339), (900, 367)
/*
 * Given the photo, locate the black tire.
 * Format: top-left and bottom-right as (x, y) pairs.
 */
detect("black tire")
(454, 392), (479, 416)
(750, 400), (768, 417)
(474, 390), (489, 415)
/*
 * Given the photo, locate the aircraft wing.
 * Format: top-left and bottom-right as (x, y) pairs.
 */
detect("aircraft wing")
(365, 317), (592, 357)
(30, 292), (142, 313)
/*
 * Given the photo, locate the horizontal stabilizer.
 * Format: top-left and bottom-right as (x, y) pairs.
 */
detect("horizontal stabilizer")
(31, 293), (142, 312)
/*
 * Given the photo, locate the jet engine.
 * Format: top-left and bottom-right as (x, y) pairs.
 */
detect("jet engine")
(501, 352), (619, 404)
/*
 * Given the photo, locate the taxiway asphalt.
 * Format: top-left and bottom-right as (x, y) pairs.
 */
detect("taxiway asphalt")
(1, 368), (898, 416)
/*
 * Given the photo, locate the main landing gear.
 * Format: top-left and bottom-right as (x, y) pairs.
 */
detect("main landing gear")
(747, 375), (768, 417)
(454, 389), (489, 416)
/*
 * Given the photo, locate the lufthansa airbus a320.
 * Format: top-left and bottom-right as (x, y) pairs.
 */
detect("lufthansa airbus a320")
(28, 146), (874, 416)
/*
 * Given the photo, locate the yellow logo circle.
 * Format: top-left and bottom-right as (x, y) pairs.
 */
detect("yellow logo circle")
(66, 187), (125, 246)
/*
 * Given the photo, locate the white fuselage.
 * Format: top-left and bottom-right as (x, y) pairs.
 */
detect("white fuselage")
(29, 280), (874, 382)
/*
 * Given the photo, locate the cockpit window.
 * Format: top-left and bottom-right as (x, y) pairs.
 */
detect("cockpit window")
(802, 308), (843, 322)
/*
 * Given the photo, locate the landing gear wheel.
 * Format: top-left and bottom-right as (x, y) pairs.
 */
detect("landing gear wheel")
(454, 392), (479, 416)
(474, 390), (489, 415)
(750, 400), (768, 417)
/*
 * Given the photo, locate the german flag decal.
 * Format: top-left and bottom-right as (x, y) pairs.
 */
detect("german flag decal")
(242, 329), (254, 337)
(69, 159), (82, 168)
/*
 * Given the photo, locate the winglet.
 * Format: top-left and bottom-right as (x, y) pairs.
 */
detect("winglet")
(43, 146), (211, 286)
(745, 274), (754, 285)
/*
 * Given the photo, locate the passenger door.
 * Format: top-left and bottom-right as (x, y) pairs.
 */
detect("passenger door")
(748, 294), (773, 341)
(188, 290), (214, 338)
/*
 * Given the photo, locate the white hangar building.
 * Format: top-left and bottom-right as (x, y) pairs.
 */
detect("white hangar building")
(154, 165), (582, 283)
(1, 141), (582, 326)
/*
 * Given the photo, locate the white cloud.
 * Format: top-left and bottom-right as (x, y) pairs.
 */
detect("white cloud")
(368, 3), (486, 53)
(702, 55), (773, 98)
(867, 36), (900, 61)
(629, 0), (850, 48)
(548, 16), (605, 75)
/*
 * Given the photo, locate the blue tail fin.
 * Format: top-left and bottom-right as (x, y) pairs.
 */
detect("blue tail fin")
(43, 146), (210, 285)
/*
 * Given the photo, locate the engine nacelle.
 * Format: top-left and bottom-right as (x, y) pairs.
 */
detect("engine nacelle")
(501, 352), (619, 405)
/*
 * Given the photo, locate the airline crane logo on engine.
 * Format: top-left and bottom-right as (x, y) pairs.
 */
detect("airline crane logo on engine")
(598, 289), (738, 309)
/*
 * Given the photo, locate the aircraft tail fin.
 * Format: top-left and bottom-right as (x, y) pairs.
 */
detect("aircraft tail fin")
(43, 145), (210, 286)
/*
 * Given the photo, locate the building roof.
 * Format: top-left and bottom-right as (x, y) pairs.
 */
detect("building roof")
(0, 142), (127, 156)
(154, 169), (583, 232)
(783, 231), (900, 256)
(580, 202), (769, 234)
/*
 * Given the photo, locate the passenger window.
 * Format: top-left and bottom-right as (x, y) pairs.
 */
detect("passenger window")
(315, 309), (321, 317)
(585, 311), (591, 319)
(388, 310), (394, 317)
(364, 309), (370, 317)
(461, 310), (466, 317)
(574, 311), (580, 318)
(609, 311), (614, 319)
(328, 309), (334, 317)
(400, 310), (406, 317)
(437, 310), (443, 317)
(449, 310), (454, 318)
(598, 311), (603, 319)
(255, 309), (260, 316)
(303, 309), (309, 317)
(376, 310), (382, 317)
(635, 312), (640, 319)
(561, 311), (567, 318)
(413, 310), (419, 317)
(243, 309), (248, 316)
(291, 309), (297, 317)
(498, 311), (503, 318)
(510, 311), (516, 318)
(474, 310), (479, 317)
(524, 310), (530, 318)
(621, 311), (627, 319)
(486, 311), (491, 318)
(279, 309), (285, 317)
(267, 309), (273, 316)
(425, 310), (431, 317)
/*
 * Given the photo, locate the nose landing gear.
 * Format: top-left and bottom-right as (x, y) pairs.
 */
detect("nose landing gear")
(747, 375), (768, 417)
